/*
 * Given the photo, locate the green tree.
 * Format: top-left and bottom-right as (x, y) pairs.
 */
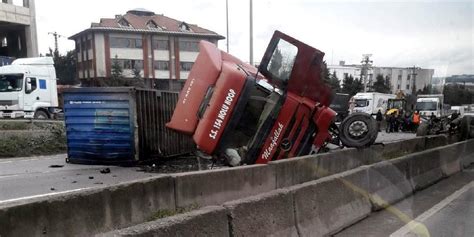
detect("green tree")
(321, 61), (332, 85)
(111, 55), (123, 81)
(443, 84), (474, 106)
(46, 49), (77, 85)
(132, 66), (141, 79)
(341, 75), (363, 96)
(371, 74), (391, 93)
(328, 71), (341, 92)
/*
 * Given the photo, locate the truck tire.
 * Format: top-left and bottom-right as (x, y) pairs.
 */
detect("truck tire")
(34, 110), (49, 120)
(416, 123), (429, 137)
(339, 112), (378, 148)
(460, 116), (471, 140)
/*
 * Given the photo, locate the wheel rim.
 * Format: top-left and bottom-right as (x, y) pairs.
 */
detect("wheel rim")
(36, 114), (47, 119)
(348, 120), (368, 138)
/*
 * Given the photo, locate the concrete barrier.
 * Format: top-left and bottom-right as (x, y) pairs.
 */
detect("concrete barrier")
(424, 135), (448, 150)
(173, 164), (276, 208)
(290, 167), (371, 236)
(368, 157), (413, 210)
(408, 148), (443, 191)
(270, 148), (365, 188)
(1, 136), (468, 236)
(100, 206), (229, 237)
(95, 139), (474, 237)
(0, 176), (175, 237)
(460, 139), (474, 168)
(224, 189), (297, 237)
(270, 136), (433, 189)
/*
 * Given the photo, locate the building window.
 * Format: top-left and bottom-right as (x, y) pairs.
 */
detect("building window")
(147, 20), (161, 30)
(110, 37), (142, 49)
(179, 22), (192, 32)
(179, 41), (199, 52)
(406, 84), (410, 90)
(180, 62), (194, 71)
(118, 18), (131, 27)
(398, 75), (402, 81)
(112, 58), (144, 70)
(397, 84), (401, 90)
(154, 61), (169, 70)
(343, 73), (349, 79)
(153, 40), (169, 50)
(2, 0), (7, 3)
(1, 37), (7, 47)
(407, 75), (411, 81)
(86, 39), (92, 50)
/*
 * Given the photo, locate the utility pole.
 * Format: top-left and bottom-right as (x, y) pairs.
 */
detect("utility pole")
(411, 65), (419, 94)
(361, 54), (373, 92)
(226, 0), (229, 53)
(48, 31), (65, 54)
(249, 0), (254, 65)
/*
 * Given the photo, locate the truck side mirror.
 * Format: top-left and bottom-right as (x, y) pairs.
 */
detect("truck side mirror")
(26, 78), (32, 93)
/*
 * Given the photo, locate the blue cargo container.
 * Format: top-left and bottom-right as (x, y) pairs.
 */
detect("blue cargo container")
(63, 87), (195, 164)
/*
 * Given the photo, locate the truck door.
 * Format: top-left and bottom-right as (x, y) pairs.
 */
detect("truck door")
(23, 77), (38, 111)
(258, 31), (333, 106)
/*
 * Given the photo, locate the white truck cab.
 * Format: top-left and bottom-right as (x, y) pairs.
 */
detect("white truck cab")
(416, 94), (446, 118)
(351, 92), (396, 115)
(0, 57), (58, 119)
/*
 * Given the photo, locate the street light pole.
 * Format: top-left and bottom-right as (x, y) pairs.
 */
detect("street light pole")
(249, 0), (254, 65)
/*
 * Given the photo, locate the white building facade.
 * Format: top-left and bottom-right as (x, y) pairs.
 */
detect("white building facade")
(328, 62), (434, 95)
(69, 8), (224, 89)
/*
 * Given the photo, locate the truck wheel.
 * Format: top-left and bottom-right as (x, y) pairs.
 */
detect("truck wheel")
(339, 112), (378, 148)
(416, 123), (429, 137)
(34, 110), (49, 120)
(460, 116), (471, 140)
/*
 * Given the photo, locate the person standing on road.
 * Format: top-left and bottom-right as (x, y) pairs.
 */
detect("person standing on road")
(413, 110), (421, 132)
(394, 111), (401, 132)
(376, 109), (383, 132)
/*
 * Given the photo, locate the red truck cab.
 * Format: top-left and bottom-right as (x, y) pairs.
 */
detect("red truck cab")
(167, 31), (374, 165)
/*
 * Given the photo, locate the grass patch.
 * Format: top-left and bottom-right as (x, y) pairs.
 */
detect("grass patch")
(0, 123), (67, 158)
(147, 204), (200, 221)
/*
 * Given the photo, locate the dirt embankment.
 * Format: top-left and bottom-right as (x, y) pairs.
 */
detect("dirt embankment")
(0, 120), (66, 158)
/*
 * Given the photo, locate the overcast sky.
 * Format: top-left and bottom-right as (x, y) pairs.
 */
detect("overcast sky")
(35, 0), (472, 77)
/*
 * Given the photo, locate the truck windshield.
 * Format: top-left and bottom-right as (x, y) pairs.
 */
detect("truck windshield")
(416, 101), (437, 111)
(354, 99), (369, 107)
(0, 74), (23, 92)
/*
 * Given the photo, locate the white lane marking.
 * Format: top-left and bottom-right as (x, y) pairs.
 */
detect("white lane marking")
(390, 181), (474, 237)
(0, 187), (94, 205)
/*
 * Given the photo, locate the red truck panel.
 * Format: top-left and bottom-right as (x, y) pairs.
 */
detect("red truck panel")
(193, 62), (248, 154)
(312, 106), (337, 148)
(166, 41), (222, 135)
(255, 94), (300, 164)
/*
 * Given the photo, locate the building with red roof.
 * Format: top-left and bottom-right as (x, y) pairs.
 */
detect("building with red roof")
(69, 8), (224, 89)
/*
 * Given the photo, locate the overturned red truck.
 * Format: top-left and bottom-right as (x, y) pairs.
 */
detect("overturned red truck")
(167, 31), (377, 166)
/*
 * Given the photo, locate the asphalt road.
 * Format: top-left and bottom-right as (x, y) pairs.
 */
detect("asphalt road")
(0, 131), (416, 204)
(0, 154), (163, 203)
(336, 166), (474, 237)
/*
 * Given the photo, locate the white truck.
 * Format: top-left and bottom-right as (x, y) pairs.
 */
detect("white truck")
(350, 92), (396, 115)
(0, 57), (59, 119)
(415, 94), (447, 118)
